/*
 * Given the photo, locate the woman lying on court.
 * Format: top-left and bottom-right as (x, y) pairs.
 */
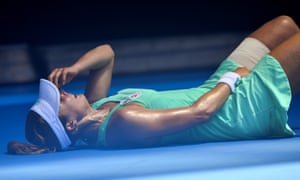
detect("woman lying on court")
(7, 15), (300, 154)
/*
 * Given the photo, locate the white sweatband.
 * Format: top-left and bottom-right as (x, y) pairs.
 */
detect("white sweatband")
(218, 72), (241, 92)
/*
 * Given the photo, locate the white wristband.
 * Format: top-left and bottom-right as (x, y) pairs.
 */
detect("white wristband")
(217, 72), (241, 92)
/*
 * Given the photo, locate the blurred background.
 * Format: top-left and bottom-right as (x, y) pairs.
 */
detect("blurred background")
(0, 0), (299, 84)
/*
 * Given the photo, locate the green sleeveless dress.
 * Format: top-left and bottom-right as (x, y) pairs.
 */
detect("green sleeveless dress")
(92, 55), (295, 147)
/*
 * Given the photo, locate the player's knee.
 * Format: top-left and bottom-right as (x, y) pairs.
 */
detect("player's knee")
(275, 15), (299, 33)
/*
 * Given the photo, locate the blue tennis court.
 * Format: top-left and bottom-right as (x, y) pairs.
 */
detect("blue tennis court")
(1, 68), (300, 179)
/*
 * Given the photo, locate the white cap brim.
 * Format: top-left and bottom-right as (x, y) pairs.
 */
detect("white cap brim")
(30, 79), (71, 149)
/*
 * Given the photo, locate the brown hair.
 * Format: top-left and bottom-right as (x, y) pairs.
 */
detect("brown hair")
(7, 110), (62, 155)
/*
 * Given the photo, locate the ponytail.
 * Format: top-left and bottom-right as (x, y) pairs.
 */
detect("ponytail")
(7, 141), (56, 155)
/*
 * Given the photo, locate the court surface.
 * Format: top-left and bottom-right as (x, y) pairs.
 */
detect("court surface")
(1, 69), (300, 179)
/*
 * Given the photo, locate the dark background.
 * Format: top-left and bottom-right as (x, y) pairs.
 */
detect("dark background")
(1, 0), (299, 45)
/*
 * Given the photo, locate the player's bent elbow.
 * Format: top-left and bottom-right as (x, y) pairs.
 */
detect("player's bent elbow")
(95, 44), (115, 60)
(190, 104), (214, 123)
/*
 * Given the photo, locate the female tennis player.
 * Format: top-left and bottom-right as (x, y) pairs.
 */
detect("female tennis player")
(7, 15), (300, 154)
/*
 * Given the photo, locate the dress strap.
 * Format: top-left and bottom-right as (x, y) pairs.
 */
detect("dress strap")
(97, 91), (142, 147)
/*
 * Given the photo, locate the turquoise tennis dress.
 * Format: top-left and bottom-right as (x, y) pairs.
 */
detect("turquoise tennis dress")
(92, 55), (295, 147)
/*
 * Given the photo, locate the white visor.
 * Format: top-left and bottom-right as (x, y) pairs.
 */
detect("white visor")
(30, 79), (71, 149)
